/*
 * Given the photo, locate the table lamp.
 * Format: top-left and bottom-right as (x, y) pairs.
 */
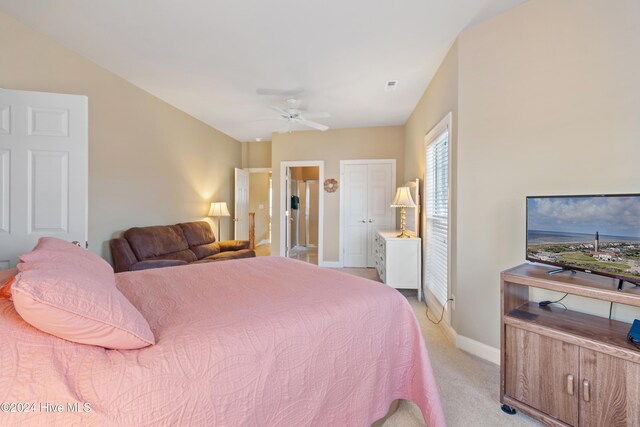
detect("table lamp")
(208, 202), (230, 240)
(391, 187), (416, 238)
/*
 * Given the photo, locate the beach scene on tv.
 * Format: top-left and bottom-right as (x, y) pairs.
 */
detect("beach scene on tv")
(527, 196), (640, 282)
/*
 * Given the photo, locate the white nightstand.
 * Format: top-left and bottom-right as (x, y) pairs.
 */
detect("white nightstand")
(374, 230), (422, 300)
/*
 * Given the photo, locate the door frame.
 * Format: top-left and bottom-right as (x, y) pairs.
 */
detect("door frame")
(279, 160), (324, 265)
(339, 159), (396, 268)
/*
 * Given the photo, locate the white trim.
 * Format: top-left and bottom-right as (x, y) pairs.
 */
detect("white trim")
(423, 112), (453, 315)
(246, 167), (271, 173)
(279, 161), (324, 265)
(339, 159), (397, 268)
(455, 334), (500, 365)
(319, 260), (342, 268)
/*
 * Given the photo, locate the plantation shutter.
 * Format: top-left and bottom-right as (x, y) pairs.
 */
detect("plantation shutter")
(425, 130), (449, 306)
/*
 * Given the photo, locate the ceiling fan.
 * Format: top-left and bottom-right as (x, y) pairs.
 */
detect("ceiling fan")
(270, 98), (330, 132)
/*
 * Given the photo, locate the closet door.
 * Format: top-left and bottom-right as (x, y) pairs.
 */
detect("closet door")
(342, 161), (395, 268)
(366, 163), (394, 267)
(343, 164), (368, 267)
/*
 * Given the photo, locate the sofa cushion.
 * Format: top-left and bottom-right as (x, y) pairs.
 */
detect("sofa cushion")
(190, 242), (221, 260)
(125, 225), (189, 260)
(148, 249), (197, 264)
(205, 249), (256, 261)
(178, 221), (216, 246)
(218, 240), (251, 252)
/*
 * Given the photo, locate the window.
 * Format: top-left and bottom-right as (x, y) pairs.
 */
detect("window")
(425, 122), (449, 307)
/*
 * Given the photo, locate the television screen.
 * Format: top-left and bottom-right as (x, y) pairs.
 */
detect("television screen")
(527, 194), (640, 283)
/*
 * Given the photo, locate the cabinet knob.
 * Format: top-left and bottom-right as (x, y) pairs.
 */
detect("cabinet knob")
(566, 374), (574, 396)
(368, 219), (375, 223)
(582, 379), (590, 402)
(359, 220), (366, 223)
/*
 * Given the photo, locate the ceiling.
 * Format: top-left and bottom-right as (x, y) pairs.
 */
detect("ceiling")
(0, 0), (527, 142)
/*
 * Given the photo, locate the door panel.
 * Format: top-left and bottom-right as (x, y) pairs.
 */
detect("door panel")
(579, 348), (640, 427)
(343, 164), (368, 267)
(0, 89), (88, 269)
(505, 326), (579, 426)
(366, 163), (394, 267)
(29, 150), (69, 233)
(234, 168), (249, 240)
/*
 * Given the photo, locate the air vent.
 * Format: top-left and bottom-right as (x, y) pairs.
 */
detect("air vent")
(385, 80), (399, 91)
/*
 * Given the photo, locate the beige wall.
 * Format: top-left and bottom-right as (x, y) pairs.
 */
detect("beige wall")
(0, 12), (242, 260)
(406, 0), (640, 349)
(272, 126), (404, 261)
(404, 41), (459, 329)
(248, 172), (271, 243)
(242, 141), (272, 169)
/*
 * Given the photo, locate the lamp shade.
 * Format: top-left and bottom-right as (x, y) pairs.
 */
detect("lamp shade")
(391, 187), (416, 207)
(208, 202), (230, 217)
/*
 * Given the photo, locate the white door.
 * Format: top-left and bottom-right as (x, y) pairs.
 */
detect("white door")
(285, 168), (292, 255)
(366, 163), (394, 267)
(342, 161), (395, 268)
(0, 89), (88, 269)
(343, 164), (369, 267)
(234, 168), (249, 240)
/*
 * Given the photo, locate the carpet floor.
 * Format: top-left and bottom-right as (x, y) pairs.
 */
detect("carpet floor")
(331, 267), (541, 427)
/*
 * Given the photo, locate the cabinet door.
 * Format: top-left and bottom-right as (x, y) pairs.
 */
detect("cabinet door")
(579, 349), (640, 427)
(505, 326), (579, 425)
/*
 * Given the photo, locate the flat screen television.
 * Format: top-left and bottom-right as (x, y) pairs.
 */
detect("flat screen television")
(526, 194), (640, 284)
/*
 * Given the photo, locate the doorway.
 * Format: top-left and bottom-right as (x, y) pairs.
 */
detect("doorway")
(279, 161), (324, 266)
(247, 169), (272, 254)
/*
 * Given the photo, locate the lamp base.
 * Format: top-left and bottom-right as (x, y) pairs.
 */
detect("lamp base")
(396, 206), (412, 238)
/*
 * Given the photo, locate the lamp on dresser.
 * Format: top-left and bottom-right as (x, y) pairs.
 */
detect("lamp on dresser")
(391, 186), (416, 238)
(208, 202), (230, 240)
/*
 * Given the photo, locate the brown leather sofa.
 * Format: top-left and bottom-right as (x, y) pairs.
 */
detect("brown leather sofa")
(110, 221), (255, 272)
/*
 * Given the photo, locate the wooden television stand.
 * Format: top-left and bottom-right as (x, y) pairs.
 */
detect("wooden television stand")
(500, 263), (640, 426)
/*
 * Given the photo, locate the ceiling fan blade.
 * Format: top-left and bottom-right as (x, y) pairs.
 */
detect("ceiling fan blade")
(269, 106), (289, 116)
(257, 88), (303, 97)
(295, 118), (329, 131)
(299, 112), (330, 119)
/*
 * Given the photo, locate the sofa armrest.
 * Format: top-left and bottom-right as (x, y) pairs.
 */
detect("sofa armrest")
(110, 238), (139, 273)
(129, 259), (188, 271)
(218, 240), (250, 252)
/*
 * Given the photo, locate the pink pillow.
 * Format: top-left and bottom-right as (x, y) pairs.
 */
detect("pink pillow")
(0, 268), (18, 299)
(20, 237), (114, 278)
(12, 239), (154, 350)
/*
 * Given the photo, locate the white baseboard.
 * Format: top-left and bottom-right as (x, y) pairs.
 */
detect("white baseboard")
(455, 334), (500, 365)
(319, 261), (342, 268)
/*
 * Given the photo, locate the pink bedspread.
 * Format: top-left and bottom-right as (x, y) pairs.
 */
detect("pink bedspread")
(0, 257), (445, 426)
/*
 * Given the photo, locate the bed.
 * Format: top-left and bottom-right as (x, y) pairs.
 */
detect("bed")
(0, 256), (445, 426)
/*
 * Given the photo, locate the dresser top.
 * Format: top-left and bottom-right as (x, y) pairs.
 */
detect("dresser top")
(376, 230), (421, 241)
